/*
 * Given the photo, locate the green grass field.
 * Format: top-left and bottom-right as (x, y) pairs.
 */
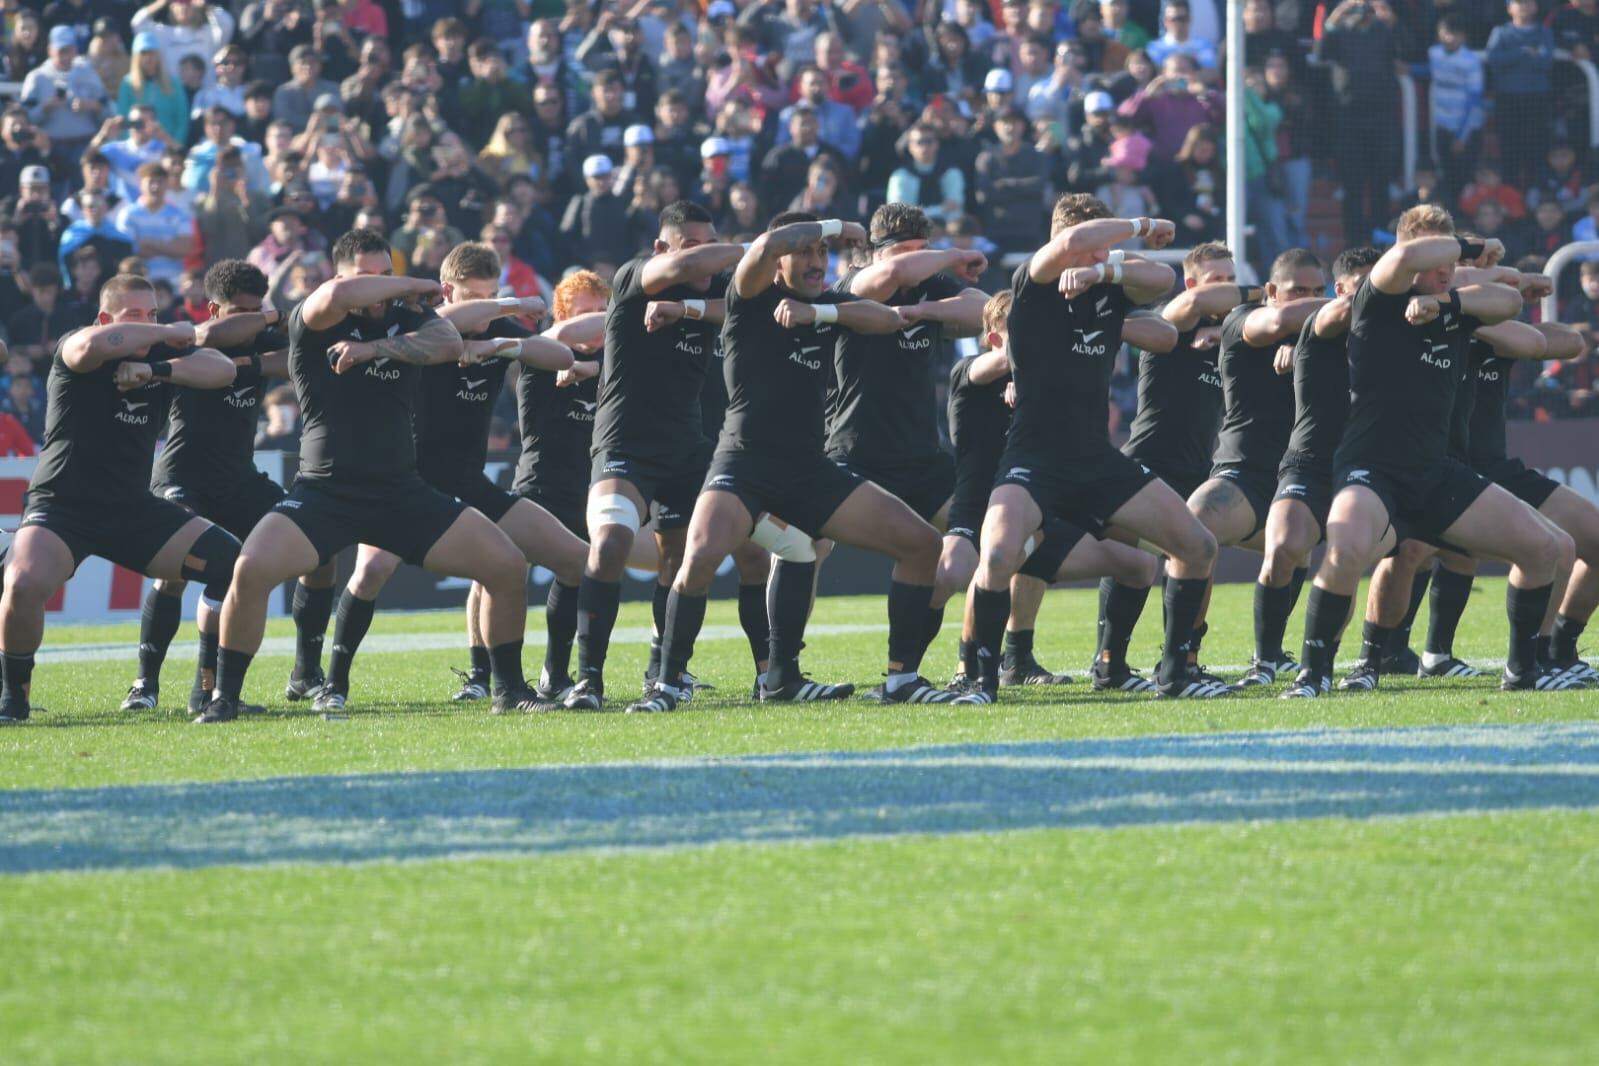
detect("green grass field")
(4, 579), (1599, 1064)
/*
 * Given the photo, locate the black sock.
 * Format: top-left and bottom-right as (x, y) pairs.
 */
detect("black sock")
(1188, 621), (1208, 661)
(1535, 633), (1553, 667)
(1552, 613), (1588, 663)
(543, 580), (578, 681)
(887, 580), (934, 676)
(2, 652), (34, 704)
(575, 577), (621, 681)
(326, 592), (376, 690)
(660, 589), (708, 684)
(1507, 583), (1553, 678)
(1392, 565), (1432, 652)
(1159, 578), (1209, 683)
(645, 583), (671, 682)
(766, 561), (813, 689)
(195, 629), (219, 695)
(1095, 576), (1114, 657)
(137, 587), (183, 683)
(738, 582), (769, 669)
(1002, 628), (1034, 670)
(971, 586), (1010, 691)
(1425, 565), (1473, 658)
(1287, 567), (1308, 613)
(959, 637), (978, 677)
(1300, 587), (1351, 677)
(1360, 620), (1393, 670)
(468, 644), (491, 681)
(1100, 581), (1151, 669)
(215, 646), (252, 702)
(488, 640), (528, 695)
(1253, 580), (1296, 662)
(924, 605), (946, 660)
(292, 582), (334, 681)
(646, 638), (663, 684)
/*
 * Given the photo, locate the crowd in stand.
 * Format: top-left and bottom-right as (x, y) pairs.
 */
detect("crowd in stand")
(2, 0), (1599, 453)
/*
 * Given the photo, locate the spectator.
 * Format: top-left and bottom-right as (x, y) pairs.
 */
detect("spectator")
(1242, 65), (1283, 268)
(188, 44), (249, 123)
(1472, 198), (1526, 261)
(697, 135), (737, 220)
(308, 0), (359, 84)
(1485, 0), (1554, 191)
(565, 69), (635, 187)
(1458, 160), (1527, 221)
(238, 81), (276, 146)
(478, 113), (541, 187)
(117, 33), (189, 145)
(1566, 260), (1599, 340)
(1095, 132), (1159, 230)
(787, 157), (850, 218)
(1028, 40), (1091, 134)
(1013, 34), (1054, 104)
(1064, 89), (1118, 190)
(9, 165), (64, 266)
(0, 108), (51, 202)
(0, 372), (45, 448)
(561, 154), (632, 267)
(182, 107), (270, 197)
(724, 180), (764, 235)
(390, 185), (466, 262)
(1261, 50), (1311, 254)
(113, 162), (192, 284)
(780, 65), (862, 159)
(742, 0), (836, 74)
(887, 121), (966, 224)
(194, 145), (267, 263)
(273, 44), (340, 132)
(1319, 0), (1400, 247)
(1069, 1), (1133, 74)
(64, 243), (105, 308)
(320, 166), (378, 235)
(1426, 13), (1484, 202)
(85, 18), (130, 98)
(6, 262), (78, 364)
(1170, 121), (1223, 244)
(56, 188), (133, 277)
(88, 107), (174, 203)
(1117, 52), (1222, 162)
(237, 0), (311, 88)
(1526, 198), (1570, 260)
(249, 204), (319, 275)
(1145, 1), (1216, 72)
(256, 384), (301, 449)
(578, 15), (658, 118)
(21, 25), (108, 165)
(482, 223), (544, 303)
(458, 39), (524, 151)
(924, 22), (988, 101)
(981, 67), (1017, 121)
(130, 0), (237, 87)
(814, 32), (874, 113)
(652, 90), (705, 191)
(1237, 0), (1299, 71)
(1572, 187), (1599, 244)
(421, 136), (498, 232)
(974, 106), (1046, 253)
(858, 93), (913, 203)
(59, 150), (120, 222)
(342, 0), (387, 40)
(759, 104), (848, 208)
(710, 98), (760, 184)
(516, 19), (586, 121)
(656, 23), (700, 114)
(1101, 0), (1151, 51)
(1528, 140), (1585, 216)
(5, 10), (46, 84)
(613, 124), (655, 201)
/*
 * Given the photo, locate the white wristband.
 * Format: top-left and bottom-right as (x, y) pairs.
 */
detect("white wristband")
(742, 241), (754, 252)
(682, 299), (705, 320)
(1106, 249), (1127, 265)
(1109, 261), (1124, 285)
(819, 219), (843, 239)
(1131, 217), (1151, 238)
(812, 303), (838, 324)
(497, 297), (522, 309)
(1093, 262), (1108, 283)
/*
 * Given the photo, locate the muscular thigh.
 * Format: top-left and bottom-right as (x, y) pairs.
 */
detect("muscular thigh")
(421, 508), (521, 582)
(1189, 476), (1261, 547)
(237, 512), (323, 587)
(819, 480), (934, 555)
(1440, 484), (1546, 565)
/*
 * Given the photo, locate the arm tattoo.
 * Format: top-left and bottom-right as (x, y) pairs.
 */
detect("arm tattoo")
(364, 321), (454, 365)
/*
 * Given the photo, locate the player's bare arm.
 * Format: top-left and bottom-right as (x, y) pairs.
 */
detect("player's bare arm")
(644, 298), (728, 332)
(965, 350), (1012, 385)
(301, 275), (443, 331)
(1241, 297), (1330, 347)
(734, 219), (866, 298)
(848, 249), (986, 300)
(114, 347), (236, 391)
(62, 321), (196, 373)
(640, 242), (745, 293)
(898, 290), (989, 337)
(1162, 283), (1255, 332)
(1028, 217), (1175, 284)
(1474, 320), (1547, 360)
(544, 310), (606, 353)
(556, 359), (600, 387)
(1535, 322), (1588, 360)
(330, 317), (464, 373)
(772, 297), (903, 334)
(1057, 255), (1176, 303)
(194, 309), (275, 350)
(1123, 311), (1180, 353)
(1371, 235), (1503, 295)
(1312, 295), (1353, 338)
(437, 295), (548, 335)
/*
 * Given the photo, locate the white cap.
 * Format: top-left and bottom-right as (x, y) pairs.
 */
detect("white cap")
(582, 153), (614, 177)
(623, 124), (654, 147)
(19, 165), (49, 186)
(983, 68), (1014, 94)
(700, 135), (733, 159)
(1084, 90), (1115, 113)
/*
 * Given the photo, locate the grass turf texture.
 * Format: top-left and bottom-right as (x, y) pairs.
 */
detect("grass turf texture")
(6, 579), (1599, 1064)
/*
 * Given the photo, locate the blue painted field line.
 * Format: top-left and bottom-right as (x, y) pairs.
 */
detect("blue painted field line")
(5, 723), (1599, 876)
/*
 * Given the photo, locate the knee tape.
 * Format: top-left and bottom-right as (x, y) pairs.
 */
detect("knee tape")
(1021, 532), (1039, 558)
(587, 492), (641, 533)
(750, 514), (816, 563)
(180, 524), (241, 607)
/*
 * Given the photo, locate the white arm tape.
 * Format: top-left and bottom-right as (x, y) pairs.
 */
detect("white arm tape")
(497, 297), (522, 309)
(682, 299), (705, 320)
(812, 303), (838, 324)
(1108, 261), (1124, 285)
(586, 492), (641, 533)
(819, 219), (843, 239)
(1106, 249), (1127, 265)
(1131, 217), (1151, 238)
(750, 514), (816, 562)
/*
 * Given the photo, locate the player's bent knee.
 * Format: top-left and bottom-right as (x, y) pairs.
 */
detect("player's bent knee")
(180, 525), (242, 608)
(750, 515), (815, 562)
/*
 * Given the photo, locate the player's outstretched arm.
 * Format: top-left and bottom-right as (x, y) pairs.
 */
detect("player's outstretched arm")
(1312, 295), (1353, 338)
(848, 249), (986, 301)
(899, 289), (988, 337)
(1241, 296), (1330, 347)
(438, 295), (547, 336)
(194, 307), (279, 351)
(556, 359), (600, 387)
(641, 243), (746, 294)
(1535, 322), (1588, 360)
(1371, 235), (1503, 296)
(734, 219), (865, 299)
(62, 321), (197, 373)
(113, 347), (236, 392)
(1162, 283), (1254, 332)
(1124, 311), (1179, 353)
(1475, 320), (1548, 360)
(514, 337), (576, 371)
(1057, 254), (1176, 304)
(644, 299), (728, 332)
(257, 347), (290, 378)
(966, 350), (1012, 384)
(300, 276), (443, 331)
(771, 297), (903, 334)
(544, 310), (606, 353)
(329, 317), (464, 373)
(1454, 282), (1523, 325)
(1029, 217), (1174, 285)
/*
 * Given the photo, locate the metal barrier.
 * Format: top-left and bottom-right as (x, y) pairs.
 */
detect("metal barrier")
(1398, 72), (1418, 193)
(1540, 240), (1599, 323)
(1555, 55), (1599, 149)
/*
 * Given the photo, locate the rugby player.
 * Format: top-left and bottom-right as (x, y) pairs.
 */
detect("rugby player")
(1096, 242), (1245, 691)
(0, 274), (239, 724)
(941, 291), (1162, 690)
(968, 196), (1227, 702)
(639, 212), (976, 711)
(1186, 249), (1328, 687)
(196, 229), (544, 722)
(565, 201), (747, 711)
(1285, 207), (1572, 697)
(121, 260), (339, 715)
(294, 242), (591, 713)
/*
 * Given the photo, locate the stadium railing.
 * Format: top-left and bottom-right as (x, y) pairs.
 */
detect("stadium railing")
(1541, 239), (1599, 323)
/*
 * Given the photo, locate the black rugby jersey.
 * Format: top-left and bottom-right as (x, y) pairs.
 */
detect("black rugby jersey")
(514, 354), (599, 501)
(826, 268), (963, 463)
(1336, 278), (1481, 473)
(593, 258), (727, 457)
(412, 317), (527, 486)
(948, 354), (1011, 478)
(30, 330), (184, 500)
(152, 327), (285, 492)
(1005, 264), (1133, 458)
(1280, 308), (1350, 472)
(1466, 342), (1514, 471)
(1122, 319), (1223, 475)
(719, 279), (858, 455)
(288, 298), (438, 487)
(1213, 302), (1297, 471)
